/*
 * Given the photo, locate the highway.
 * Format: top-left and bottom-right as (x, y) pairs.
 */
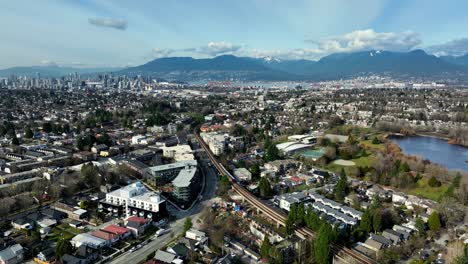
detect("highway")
(194, 131), (376, 264)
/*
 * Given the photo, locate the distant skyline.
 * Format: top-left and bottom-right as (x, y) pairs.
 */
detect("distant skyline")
(2, 0), (468, 69)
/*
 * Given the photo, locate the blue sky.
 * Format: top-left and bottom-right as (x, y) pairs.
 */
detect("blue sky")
(2, 0), (468, 68)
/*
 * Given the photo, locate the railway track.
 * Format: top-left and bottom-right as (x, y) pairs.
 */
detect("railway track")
(194, 131), (376, 264)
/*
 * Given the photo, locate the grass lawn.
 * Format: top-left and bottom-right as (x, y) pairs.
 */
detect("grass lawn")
(325, 155), (375, 176)
(360, 139), (385, 152)
(48, 227), (75, 241)
(408, 178), (449, 201)
(351, 155), (376, 167)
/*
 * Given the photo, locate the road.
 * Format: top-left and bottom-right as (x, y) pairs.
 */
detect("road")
(108, 137), (218, 264)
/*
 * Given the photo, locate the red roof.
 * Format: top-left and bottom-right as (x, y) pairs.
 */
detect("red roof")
(92, 230), (117, 241)
(290, 177), (304, 182)
(101, 224), (130, 235)
(127, 216), (148, 224)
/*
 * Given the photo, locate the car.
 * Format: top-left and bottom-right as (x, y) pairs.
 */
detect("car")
(129, 247), (136, 252)
(230, 252), (236, 258)
(224, 243), (230, 247)
(136, 244), (142, 249)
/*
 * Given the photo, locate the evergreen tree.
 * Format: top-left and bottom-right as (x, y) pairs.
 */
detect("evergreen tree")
(427, 212), (441, 231)
(334, 169), (348, 201)
(360, 210), (373, 233)
(56, 238), (73, 259)
(305, 208), (321, 231)
(372, 210), (382, 232)
(296, 203), (305, 225)
(258, 177), (272, 197)
(11, 136), (19, 145)
(265, 144), (280, 162)
(25, 128), (34, 138)
(415, 217), (426, 234)
(260, 236), (272, 259)
(315, 224), (332, 264)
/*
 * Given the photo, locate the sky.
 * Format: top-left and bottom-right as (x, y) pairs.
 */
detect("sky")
(2, 0), (468, 68)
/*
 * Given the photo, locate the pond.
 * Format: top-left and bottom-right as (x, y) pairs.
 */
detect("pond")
(389, 135), (468, 171)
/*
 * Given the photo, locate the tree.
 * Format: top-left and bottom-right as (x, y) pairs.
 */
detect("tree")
(265, 144), (279, 162)
(372, 137), (380, 144)
(372, 210), (382, 232)
(427, 212), (441, 232)
(415, 217), (426, 234)
(360, 210), (373, 233)
(183, 217), (192, 233)
(80, 163), (100, 189)
(285, 206), (296, 235)
(305, 208), (321, 231)
(56, 238), (73, 259)
(217, 175), (230, 197)
(25, 128), (34, 138)
(249, 164), (260, 179)
(334, 169), (348, 201)
(315, 224), (332, 264)
(428, 176), (441, 187)
(79, 200), (89, 209)
(11, 136), (19, 145)
(296, 203), (305, 225)
(260, 236), (272, 259)
(258, 177), (272, 197)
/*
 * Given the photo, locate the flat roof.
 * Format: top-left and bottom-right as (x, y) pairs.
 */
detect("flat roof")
(147, 160), (197, 173)
(172, 168), (197, 188)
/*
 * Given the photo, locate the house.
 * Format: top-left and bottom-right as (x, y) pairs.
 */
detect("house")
(274, 191), (310, 211)
(167, 243), (189, 259)
(369, 233), (392, 248)
(69, 220), (83, 229)
(11, 218), (33, 230)
(154, 250), (178, 264)
(34, 248), (55, 264)
(91, 144), (108, 154)
(91, 230), (118, 245)
(62, 245), (98, 264)
(126, 216), (150, 237)
(36, 218), (57, 235)
(354, 242), (377, 258)
(101, 225), (131, 240)
(71, 233), (107, 249)
(185, 228), (207, 243)
(391, 192), (407, 204)
(392, 225), (412, 240)
(0, 244), (24, 264)
(382, 229), (403, 245)
(233, 168), (252, 181)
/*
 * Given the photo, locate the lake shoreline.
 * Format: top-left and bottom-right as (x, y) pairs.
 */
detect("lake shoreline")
(387, 133), (467, 148)
(388, 134), (468, 171)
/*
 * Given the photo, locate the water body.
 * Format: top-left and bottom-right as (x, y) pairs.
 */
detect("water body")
(390, 135), (468, 171)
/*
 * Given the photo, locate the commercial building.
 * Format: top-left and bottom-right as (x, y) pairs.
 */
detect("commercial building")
(99, 182), (166, 222)
(145, 160), (198, 186)
(172, 167), (200, 204)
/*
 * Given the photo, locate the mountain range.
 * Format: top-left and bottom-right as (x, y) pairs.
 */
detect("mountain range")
(0, 65), (122, 78)
(2, 50), (468, 81)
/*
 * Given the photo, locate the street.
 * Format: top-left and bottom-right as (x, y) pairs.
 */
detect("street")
(108, 137), (218, 264)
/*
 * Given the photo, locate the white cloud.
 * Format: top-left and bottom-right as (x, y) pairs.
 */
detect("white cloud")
(40, 60), (58, 67)
(197, 41), (242, 56)
(246, 29), (422, 60)
(151, 48), (175, 58)
(426, 38), (468, 56)
(308, 29), (421, 53)
(88, 18), (127, 30)
(147, 30), (423, 61)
